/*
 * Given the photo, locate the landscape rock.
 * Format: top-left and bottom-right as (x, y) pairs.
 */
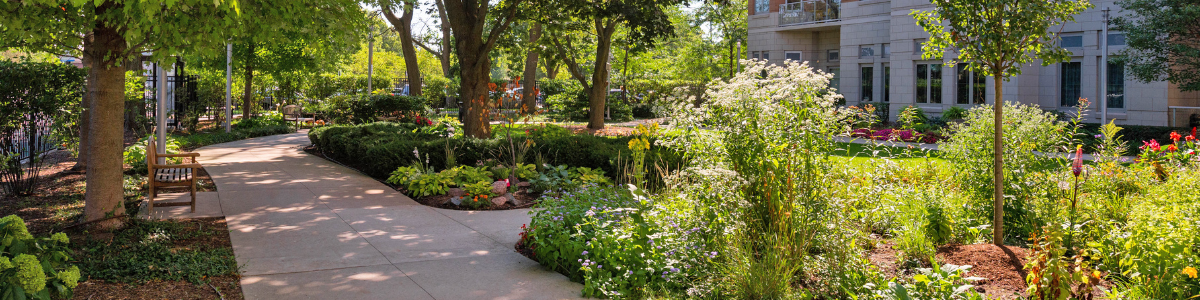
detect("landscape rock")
(491, 181), (508, 195)
(490, 195), (507, 206)
(448, 188), (464, 198)
(436, 196), (453, 205)
(517, 181), (531, 188)
(450, 197), (462, 206)
(504, 193), (520, 206)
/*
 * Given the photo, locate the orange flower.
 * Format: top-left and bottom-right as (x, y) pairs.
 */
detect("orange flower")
(1184, 266), (1198, 279)
(1167, 144), (1179, 152)
(1171, 132), (1182, 142)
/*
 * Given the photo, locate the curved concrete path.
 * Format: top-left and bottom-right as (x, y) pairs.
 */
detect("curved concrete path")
(191, 132), (583, 300)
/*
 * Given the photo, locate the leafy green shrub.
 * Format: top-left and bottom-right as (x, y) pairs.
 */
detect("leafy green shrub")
(941, 102), (1067, 243)
(445, 166), (493, 187)
(123, 135), (182, 174)
(422, 75), (452, 108)
(873, 262), (987, 300)
(525, 185), (717, 298)
(536, 79), (580, 97)
(0, 215), (79, 299)
(941, 106), (969, 120)
(307, 123), (684, 185)
(351, 94), (428, 123)
(386, 166), (452, 198)
(545, 90), (589, 122)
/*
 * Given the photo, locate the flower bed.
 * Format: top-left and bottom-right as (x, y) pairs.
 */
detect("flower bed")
(851, 127), (943, 144)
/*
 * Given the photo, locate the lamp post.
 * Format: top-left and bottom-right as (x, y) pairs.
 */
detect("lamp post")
(156, 62), (167, 163)
(1101, 7), (1110, 126)
(225, 43), (232, 133)
(367, 21), (374, 94)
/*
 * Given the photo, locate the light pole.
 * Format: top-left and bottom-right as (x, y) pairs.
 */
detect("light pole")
(1101, 7), (1110, 126)
(225, 43), (232, 133)
(367, 21), (375, 94)
(156, 62), (167, 163)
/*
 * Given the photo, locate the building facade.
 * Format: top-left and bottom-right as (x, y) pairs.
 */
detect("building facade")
(747, 0), (1200, 126)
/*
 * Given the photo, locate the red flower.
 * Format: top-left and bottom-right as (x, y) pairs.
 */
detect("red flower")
(1167, 144), (1178, 152)
(1143, 140), (1162, 152)
(1188, 135), (1196, 142)
(1171, 132), (1182, 142)
(1072, 145), (1083, 177)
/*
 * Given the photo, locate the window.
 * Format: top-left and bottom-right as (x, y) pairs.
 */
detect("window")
(829, 67), (840, 90)
(827, 50), (840, 61)
(762, 51), (770, 60)
(956, 63), (987, 104)
(752, 51), (760, 60)
(785, 51), (803, 62)
(1061, 62), (1082, 106)
(1107, 33), (1126, 46)
(882, 44), (891, 58)
(883, 66), (890, 102)
(1107, 61), (1125, 108)
(1061, 35), (1083, 48)
(914, 39), (927, 55)
(859, 46), (874, 58)
(755, 0), (768, 14)
(916, 63), (942, 103)
(861, 66), (874, 102)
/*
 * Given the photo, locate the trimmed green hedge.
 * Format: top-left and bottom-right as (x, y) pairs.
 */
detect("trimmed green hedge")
(308, 123), (685, 185)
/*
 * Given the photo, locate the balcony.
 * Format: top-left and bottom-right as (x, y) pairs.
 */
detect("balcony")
(779, 0), (841, 26)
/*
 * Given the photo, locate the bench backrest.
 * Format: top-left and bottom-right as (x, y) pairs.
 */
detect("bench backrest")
(281, 105), (301, 119)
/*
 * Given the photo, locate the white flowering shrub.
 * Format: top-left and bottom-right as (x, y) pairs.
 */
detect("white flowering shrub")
(0, 215), (80, 299)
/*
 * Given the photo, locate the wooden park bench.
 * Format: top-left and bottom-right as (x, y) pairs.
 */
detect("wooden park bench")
(281, 105), (316, 125)
(147, 137), (201, 215)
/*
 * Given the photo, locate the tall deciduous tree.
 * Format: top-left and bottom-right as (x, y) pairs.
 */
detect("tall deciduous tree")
(913, 0), (1090, 245)
(381, 0), (423, 96)
(1113, 0), (1200, 92)
(545, 0), (683, 129)
(441, 0), (525, 138)
(0, 0), (360, 230)
(521, 23), (541, 114)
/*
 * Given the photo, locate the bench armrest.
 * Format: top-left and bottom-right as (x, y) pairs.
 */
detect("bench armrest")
(152, 163), (203, 169)
(157, 153), (200, 158)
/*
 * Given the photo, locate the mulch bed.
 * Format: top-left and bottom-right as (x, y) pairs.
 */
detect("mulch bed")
(412, 186), (541, 211)
(936, 244), (1029, 299)
(70, 218), (243, 300)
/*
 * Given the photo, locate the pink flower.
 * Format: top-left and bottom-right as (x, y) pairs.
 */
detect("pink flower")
(1072, 145), (1083, 177)
(1142, 140), (1162, 152)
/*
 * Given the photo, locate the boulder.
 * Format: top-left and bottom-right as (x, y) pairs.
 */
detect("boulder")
(450, 197), (462, 206)
(491, 181), (508, 195)
(490, 195), (507, 206)
(504, 193), (521, 206)
(448, 188), (465, 198)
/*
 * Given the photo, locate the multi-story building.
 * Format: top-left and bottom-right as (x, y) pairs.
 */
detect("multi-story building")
(747, 0), (1200, 126)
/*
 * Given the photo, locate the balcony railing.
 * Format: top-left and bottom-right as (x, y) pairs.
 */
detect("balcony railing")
(779, 0), (841, 26)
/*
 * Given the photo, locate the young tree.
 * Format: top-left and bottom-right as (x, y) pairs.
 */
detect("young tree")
(912, 0), (1090, 245)
(440, 0), (526, 138)
(545, 0), (683, 129)
(381, 0), (423, 96)
(1112, 0), (1200, 92)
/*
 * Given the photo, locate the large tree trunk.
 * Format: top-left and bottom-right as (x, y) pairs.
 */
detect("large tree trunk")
(82, 4), (128, 231)
(241, 44), (255, 120)
(521, 23), (542, 115)
(586, 21), (617, 130)
(383, 4), (422, 96)
(992, 77), (1005, 245)
(543, 54), (560, 80)
(459, 49), (492, 138)
(72, 55), (95, 172)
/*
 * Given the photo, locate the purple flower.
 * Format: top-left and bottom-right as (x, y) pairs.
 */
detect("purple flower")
(581, 251), (588, 255)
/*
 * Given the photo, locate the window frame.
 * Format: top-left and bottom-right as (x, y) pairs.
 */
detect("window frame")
(955, 63), (987, 105)
(784, 51), (804, 62)
(861, 66), (874, 102)
(827, 49), (840, 61)
(1061, 61), (1083, 107)
(859, 45), (874, 58)
(1060, 35), (1084, 48)
(916, 63), (942, 104)
(1107, 60), (1125, 108)
(883, 65), (890, 102)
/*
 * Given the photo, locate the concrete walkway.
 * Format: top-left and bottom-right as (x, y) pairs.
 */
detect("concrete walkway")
(181, 132), (583, 299)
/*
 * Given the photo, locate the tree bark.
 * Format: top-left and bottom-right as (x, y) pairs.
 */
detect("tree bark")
(586, 21), (618, 130)
(72, 55), (94, 172)
(442, 0), (521, 138)
(459, 49), (492, 138)
(383, 4), (422, 96)
(241, 43), (255, 120)
(542, 53), (560, 80)
(82, 3), (128, 231)
(521, 23), (542, 115)
(434, 0), (453, 78)
(992, 77), (1005, 245)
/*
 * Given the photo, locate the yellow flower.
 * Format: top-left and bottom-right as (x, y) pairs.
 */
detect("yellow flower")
(1184, 266), (1198, 279)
